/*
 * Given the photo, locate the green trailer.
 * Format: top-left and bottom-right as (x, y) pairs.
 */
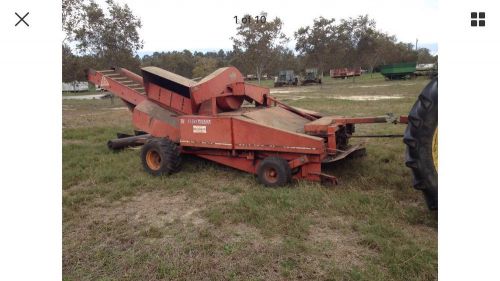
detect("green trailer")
(380, 62), (417, 80)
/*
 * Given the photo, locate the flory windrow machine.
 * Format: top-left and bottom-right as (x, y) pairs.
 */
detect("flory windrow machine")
(87, 66), (406, 186)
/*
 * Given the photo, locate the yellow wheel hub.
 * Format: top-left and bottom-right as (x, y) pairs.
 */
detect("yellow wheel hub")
(146, 150), (162, 171)
(432, 127), (438, 172)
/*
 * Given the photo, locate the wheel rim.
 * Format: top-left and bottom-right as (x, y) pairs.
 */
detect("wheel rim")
(264, 167), (278, 184)
(146, 150), (162, 171)
(432, 127), (438, 172)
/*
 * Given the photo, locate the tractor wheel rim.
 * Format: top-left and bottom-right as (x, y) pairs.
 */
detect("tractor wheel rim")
(432, 127), (438, 172)
(264, 168), (278, 183)
(146, 150), (162, 171)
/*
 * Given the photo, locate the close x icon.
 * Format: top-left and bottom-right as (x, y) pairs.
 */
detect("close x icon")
(15, 12), (29, 27)
(471, 12), (485, 27)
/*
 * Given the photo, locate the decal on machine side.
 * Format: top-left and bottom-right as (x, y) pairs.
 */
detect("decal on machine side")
(100, 76), (109, 87)
(193, 125), (207, 133)
(187, 119), (211, 125)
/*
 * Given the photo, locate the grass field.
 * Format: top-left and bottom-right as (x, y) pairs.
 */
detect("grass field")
(63, 74), (437, 281)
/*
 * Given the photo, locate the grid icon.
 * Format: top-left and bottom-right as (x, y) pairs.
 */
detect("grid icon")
(471, 12), (486, 27)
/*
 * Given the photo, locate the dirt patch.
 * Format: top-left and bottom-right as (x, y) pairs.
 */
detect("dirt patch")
(88, 191), (212, 228)
(308, 226), (364, 268)
(348, 83), (416, 88)
(400, 223), (437, 244)
(272, 94), (402, 102)
(333, 95), (403, 101)
(270, 87), (315, 94)
(106, 107), (128, 111)
(82, 190), (239, 231)
(63, 94), (106, 100)
(214, 222), (284, 248)
(274, 95), (307, 101)
(62, 103), (132, 128)
(306, 217), (374, 269)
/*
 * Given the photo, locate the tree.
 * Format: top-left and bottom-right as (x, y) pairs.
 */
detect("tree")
(295, 17), (336, 73)
(73, 0), (143, 68)
(266, 46), (300, 75)
(294, 15), (424, 73)
(192, 57), (218, 78)
(295, 15), (380, 71)
(231, 13), (288, 83)
(62, 44), (78, 83)
(141, 50), (195, 78)
(416, 48), (436, 63)
(359, 32), (397, 73)
(62, 0), (84, 44)
(62, 0), (143, 83)
(62, 45), (105, 83)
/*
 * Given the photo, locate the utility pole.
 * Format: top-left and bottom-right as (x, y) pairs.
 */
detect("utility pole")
(415, 39), (419, 64)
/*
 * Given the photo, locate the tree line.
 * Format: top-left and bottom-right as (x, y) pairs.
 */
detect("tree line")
(63, 1), (436, 83)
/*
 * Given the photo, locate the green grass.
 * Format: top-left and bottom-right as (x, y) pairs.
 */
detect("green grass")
(63, 75), (437, 280)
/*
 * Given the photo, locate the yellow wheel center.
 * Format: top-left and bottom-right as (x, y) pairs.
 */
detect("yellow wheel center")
(146, 150), (162, 171)
(432, 127), (438, 172)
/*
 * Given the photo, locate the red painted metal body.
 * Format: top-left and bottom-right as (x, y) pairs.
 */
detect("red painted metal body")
(87, 66), (403, 184)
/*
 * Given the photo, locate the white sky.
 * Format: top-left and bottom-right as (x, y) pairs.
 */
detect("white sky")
(104, 0), (438, 54)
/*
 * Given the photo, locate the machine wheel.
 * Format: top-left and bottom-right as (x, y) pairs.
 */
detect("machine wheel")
(141, 138), (181, 176)
(403, 78), (438, 210)
(257, 157), (292, 187)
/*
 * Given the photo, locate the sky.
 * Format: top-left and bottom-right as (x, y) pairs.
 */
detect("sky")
(100, 0), (438, 56)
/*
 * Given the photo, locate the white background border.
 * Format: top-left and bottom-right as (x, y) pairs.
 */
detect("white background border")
(1, 0), (499, 280)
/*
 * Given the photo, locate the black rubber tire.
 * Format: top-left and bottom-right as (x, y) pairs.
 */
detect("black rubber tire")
(403, 78), (438, 210)
(257, 157), (292, 187)
(141, 138), (181, 176)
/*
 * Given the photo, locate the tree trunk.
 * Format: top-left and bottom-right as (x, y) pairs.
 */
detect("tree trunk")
(256, 66), (261, 84)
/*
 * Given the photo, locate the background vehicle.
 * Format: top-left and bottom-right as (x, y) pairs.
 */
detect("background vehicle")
(274, 70), (298, 87)
(380, 62), (417, 80)
(300, 68), (322, 85)
(330, 67), (361, 79)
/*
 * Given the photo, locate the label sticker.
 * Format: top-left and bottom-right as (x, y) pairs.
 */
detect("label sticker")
(100, 76), (109, 87)
(193, 125), (207, 133)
